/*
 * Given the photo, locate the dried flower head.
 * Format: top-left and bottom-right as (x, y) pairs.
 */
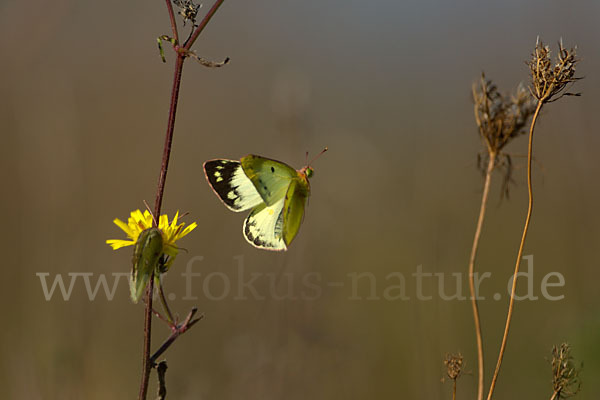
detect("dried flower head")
(472, 73), (537, 196)
(443, 352), (464, 381)
(173, 0), (201, 25)
(550, 343), (582, 399)
(528, 38), (581, 103)
(473, 74), (536, 155)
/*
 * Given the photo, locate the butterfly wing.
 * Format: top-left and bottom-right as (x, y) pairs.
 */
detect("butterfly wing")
(204, 159), (263, 212)
(241, 155), (297, 206)
(206, 155), (313, 251)
(243, 197), (287, 251)
(282, 177), (310, 246)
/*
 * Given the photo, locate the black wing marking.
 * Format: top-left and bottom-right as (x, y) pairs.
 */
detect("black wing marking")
(204, 159), (263, 212)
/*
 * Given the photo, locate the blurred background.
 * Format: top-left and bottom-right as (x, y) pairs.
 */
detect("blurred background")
(1, 0), (599, 398)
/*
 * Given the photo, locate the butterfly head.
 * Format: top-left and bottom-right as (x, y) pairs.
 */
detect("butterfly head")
(306, 167), (315, 178)
(304, 166), (314, 179)
(301, 147), (327, 179)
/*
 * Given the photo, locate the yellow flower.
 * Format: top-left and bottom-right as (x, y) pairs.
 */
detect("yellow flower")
(107, 209), (197, 269)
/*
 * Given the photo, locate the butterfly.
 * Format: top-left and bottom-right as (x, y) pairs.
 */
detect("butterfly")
(203, 149), (326, 251)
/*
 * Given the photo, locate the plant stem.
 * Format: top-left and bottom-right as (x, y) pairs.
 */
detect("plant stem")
(149, 308), (203, 365)
(139, 4), (185, 399)
(139, 53), (185, 400)
(184, 0), (227, 50)
(138, 277), (155, 400)
(452, 380), (457, 400)
(138, 3), (226, 398)
(157, 361), (168, 400)
(164, 0), (179, 42)
(153, 55), (185, 220)
(158, 279), (175, 325)
(469, 151), (496, 400)
(486, 100), (544, 400)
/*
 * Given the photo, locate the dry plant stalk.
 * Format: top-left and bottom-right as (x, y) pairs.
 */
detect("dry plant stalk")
(469, 74), (536, 400)
(486, 39), (581, 400)
(443, 353), (464, 400)
(549, 343), (582, 400)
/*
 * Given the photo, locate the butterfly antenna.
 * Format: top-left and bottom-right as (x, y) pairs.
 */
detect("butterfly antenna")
(143, 199), (158, 226)
(308, 147), (328, 166)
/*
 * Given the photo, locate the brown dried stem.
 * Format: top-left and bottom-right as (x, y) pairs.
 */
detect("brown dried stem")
(486, 99), (542, 400)
(468, 151), (495, 400)
(486, 40), (580, 400)
(469, 73), (535, 400)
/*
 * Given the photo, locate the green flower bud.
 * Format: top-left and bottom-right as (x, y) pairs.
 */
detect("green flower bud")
(130, 228), (164, 303)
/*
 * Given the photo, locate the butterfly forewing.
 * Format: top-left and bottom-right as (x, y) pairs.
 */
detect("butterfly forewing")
(243, 197), (287, 251)
(241, 155), (297, 206)
(204, 160), (263, 212)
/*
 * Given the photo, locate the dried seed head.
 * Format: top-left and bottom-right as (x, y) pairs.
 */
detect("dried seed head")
(528, 38), (582, 103)
(472, 73), (536, 197)
(472, 73), (537, 155)
(550, 343), (582, 399)
(443, 353), (464, 381)
(173, 0), (201, 25)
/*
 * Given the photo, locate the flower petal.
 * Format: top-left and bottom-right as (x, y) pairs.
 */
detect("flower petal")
(142, 210), (153, 227)
(106, 239), (136, 250)
(171, 211), (180, 228)
(176, 222), (197, 240)
(131, 209), (145, 223)
(158, 214), (168, 231)
(113, 218), (135, 238)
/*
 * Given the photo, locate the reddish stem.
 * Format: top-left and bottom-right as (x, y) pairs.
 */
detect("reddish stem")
(138, 2), (226, 398)
(149, 308), (203, 366)
(139, 54), (184, 400)
(138, 278), (155, 400)
(184, 0), (227, 50)
(164, 0), (179, 42)
(153, 55), (185, 219)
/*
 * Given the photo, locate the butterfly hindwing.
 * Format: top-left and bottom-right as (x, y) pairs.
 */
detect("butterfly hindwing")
(203, 159), (263, 212)
(282, 178), (310, 246)
(243, 197), (287, 251)
(241, 155), (297, 206)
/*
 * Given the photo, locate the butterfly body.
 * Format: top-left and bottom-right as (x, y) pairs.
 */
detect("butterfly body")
(204, 155), (314, 251)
